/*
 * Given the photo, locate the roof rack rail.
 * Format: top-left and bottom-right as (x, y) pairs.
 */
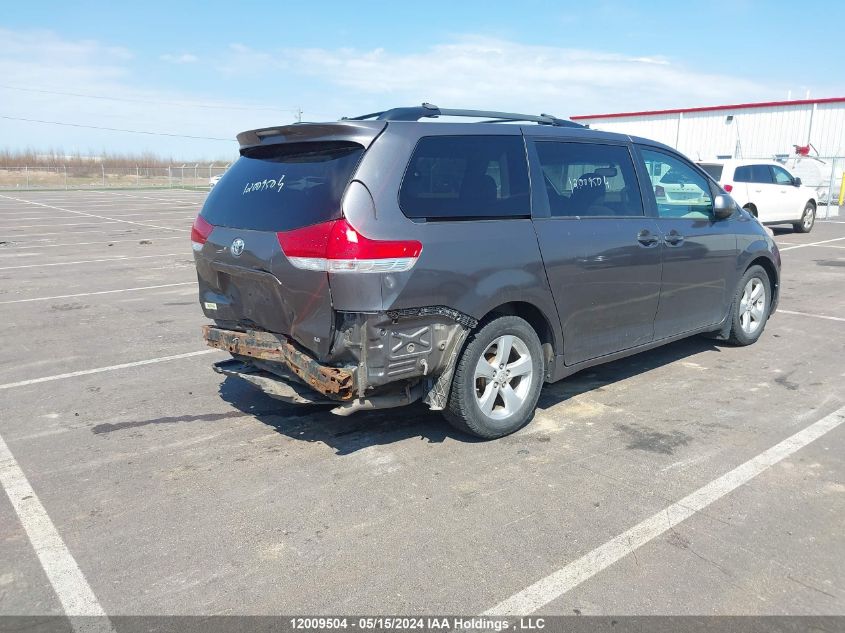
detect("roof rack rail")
(343, 103), (584, 128)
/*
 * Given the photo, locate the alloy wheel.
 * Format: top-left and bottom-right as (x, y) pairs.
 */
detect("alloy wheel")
(803, 206), (815, 230)
(473, 335), (534, 420)
(739, 278), (766, 335)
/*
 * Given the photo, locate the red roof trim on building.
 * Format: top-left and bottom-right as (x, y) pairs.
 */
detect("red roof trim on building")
(571, 96), (845, 120)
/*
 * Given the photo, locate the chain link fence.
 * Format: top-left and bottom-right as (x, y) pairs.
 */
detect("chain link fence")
(819, 157), (845, 219)
(0, 164), (230, 190)
(1, 159), (843, 217)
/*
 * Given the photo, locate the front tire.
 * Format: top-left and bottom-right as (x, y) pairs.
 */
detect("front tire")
(793, 202), (815, 233)
(444, 316), (544, 439)
(726, 265), (772, 346)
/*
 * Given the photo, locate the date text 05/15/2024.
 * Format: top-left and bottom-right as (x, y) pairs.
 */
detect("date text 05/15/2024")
(289, 618), (547, 631)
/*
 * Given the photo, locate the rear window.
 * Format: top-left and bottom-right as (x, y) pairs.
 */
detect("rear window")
(698, 164), (723, 181)
(734, 164), (773, 184)
(399, 136), (530, 219)
(201, 141), (364, 232)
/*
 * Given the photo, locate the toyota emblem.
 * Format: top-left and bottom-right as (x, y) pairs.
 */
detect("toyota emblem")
(231, 238), (245, 257)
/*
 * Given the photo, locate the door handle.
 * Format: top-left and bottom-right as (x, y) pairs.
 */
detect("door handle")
(637, 229), (659, 247)
(664, 230), (685, 246)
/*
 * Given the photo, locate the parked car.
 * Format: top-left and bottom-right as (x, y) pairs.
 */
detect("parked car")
(209, 174), (223, 188)
(697, 159), (817, 233)
(653, 168), (710, 209)
(192, 104), (781, 439)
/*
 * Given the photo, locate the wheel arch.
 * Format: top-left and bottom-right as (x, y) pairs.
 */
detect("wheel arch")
(748, 255), (779, 313)
(479, 301), (559, 371)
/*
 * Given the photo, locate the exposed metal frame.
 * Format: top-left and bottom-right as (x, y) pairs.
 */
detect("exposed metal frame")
(202, 325), (355, 400)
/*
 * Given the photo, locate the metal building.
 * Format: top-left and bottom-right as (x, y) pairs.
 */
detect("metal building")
(571, 97), (845, 213)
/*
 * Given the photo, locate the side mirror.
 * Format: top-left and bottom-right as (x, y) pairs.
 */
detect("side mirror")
(793, 177), (802, 187)
(713, 194), (734, 220)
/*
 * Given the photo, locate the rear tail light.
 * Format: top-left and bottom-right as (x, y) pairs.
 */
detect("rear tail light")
(654, 185), (666, 198)
(723, 184), (733, 193)
(277, 218), (422, 273)
(191, 216), (214, 251)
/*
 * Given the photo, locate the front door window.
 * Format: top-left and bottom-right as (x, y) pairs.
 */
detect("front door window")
(641, 149), (714, 220)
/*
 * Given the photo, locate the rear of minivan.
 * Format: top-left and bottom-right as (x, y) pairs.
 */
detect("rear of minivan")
(193, 122), (406, 403)
(193, 121), (401, 359)
(193, 116), (780, 438)
(192, 121), (555, 416)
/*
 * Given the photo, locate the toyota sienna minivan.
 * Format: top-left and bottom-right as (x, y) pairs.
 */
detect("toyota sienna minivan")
(192, 104), (781, 439)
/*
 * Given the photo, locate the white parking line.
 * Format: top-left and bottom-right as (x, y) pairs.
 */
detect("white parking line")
(0, 212), (195, 221)
(2, 200), (199, 205)
(0, 194), (189, 232)
(778, 309), (845, 323)
(0, 282), (196, 304)
(89, 190), (204, 205)
(4, 200), (199, 206)
(0, 432), (111, 621)
(779, 236), (845, 251)
(83, 210), (195, 216)
(0, 214), (81, 220)
(0, 205), (196, 212)
(0, 252), (185, 271)
(9, 236), (185, 249)
(484, 405), (845, 616)
(4, 221), (122, 229)
(3, 230), (122, 239)
(0, 349), (219, 390)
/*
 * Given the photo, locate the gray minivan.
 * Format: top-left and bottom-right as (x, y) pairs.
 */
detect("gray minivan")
(192, 104), (781, 439)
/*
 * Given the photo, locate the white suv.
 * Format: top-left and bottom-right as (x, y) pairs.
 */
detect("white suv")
(697, 159), (817, 233)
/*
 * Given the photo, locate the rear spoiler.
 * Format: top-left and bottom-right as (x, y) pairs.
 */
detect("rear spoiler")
(236, 121), (387, 152)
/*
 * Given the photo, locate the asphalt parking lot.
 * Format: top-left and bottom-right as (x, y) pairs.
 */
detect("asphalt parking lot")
(1, 190), (843, 618)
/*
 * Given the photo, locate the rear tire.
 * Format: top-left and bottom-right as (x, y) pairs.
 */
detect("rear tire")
(444, 316), (544, 439)
(793, 202), (815, 233)
(726, 265), (772, 346)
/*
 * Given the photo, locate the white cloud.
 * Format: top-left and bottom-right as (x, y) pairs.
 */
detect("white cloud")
(159, 52), (199, 64)
(215, 43), (281, 76)
(274, 36), (770, 117)
(0, 28), (132, 62)
(0, 28), (130, 88)
(0, 28), (287, 158)
(0, 30), (792, 158)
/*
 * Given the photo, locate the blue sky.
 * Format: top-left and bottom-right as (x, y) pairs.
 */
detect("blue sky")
(2, 0), (843, 159)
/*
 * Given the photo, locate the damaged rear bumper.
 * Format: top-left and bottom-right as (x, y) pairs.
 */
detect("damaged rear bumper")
(202, 307), (475, 412)
(202, 325), (355, 400)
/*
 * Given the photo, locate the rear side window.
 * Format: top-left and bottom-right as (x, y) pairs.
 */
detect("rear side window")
(201, 141), (364, 232)
(734, 164), (773, 184)
(535, 141), (643, 217)
(698, 164), (723, 181)
(399, 136), (530, 219)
